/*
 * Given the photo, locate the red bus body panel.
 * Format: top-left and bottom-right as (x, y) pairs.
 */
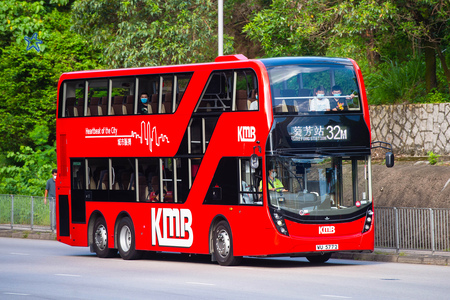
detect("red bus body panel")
(55, 57), (374, 258)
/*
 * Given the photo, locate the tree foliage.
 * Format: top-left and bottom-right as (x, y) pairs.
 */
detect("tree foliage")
(244, 0), (450, 102)
(71, 0), (234, 68)
(0, 0), (102, 195)
(0, 124), (56, 195)
(0, 0), (449, 194)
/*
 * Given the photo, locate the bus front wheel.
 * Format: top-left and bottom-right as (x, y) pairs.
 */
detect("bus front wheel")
(93, 217), (116, 258)
(213, 220), (242, 266)
(117, 217), (142, 260)
(306, 252), (332, 264)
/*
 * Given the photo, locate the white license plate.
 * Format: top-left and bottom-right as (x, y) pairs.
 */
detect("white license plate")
(316, 244), (338, 251)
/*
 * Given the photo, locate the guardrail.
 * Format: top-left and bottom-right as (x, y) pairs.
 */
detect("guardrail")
(1, 194), (449, 253)
(0, 194), (55, 232)
(375, 207), (450, 253)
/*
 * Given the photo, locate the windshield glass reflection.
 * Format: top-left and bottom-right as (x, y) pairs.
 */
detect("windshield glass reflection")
(265, 155), (371, 216)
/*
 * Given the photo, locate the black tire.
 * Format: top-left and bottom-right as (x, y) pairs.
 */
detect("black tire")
(117, 217), (142, 260)
(306, 252), (332, 264)
(212, 220), (242, 266)
(93, 217), (116, 258)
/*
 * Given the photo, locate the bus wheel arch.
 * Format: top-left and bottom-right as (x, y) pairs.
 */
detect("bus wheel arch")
(88, 211), (103, 251)
(115, 214), (142, 260)
(210, 216), (242, 266)
(89, 212), (117, 258)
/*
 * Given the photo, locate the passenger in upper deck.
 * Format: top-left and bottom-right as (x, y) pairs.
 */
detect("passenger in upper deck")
(309, 86), (330, 112)
(329, 85), (348, 111)
(138, 92), (150, 114)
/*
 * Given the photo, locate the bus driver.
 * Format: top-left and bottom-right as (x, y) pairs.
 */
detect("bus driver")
(259, 167), (288, 192)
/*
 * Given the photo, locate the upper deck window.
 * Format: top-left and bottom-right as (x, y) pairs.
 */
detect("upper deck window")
(195, 69), (258, 113)
(267, 64), (361, 115)
(59, 73), (192, 118)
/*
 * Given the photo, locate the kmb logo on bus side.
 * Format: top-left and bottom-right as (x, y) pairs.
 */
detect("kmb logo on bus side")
(319, 226), (335, 234)
(238, 126), (256, 142)
(151, 208), (193, 247)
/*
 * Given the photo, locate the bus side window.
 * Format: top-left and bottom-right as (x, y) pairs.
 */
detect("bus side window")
(174, 73), (192, 112)
(204, 157), (239, 205)
(138, 75), (159, 114)
(111, 78), (134, 115)
(62, 80), (85, 118)
(174, 158), (191, 204)
(87, 79), (108, 116)
(162, 158), (174, 203)
(108, 158), (136, 202)
(236, 69), (258, 111)
(239, 158), (262, 205)
(137, 158), (159, 202)
(85, 158), (109, 201)
(196, 71), (233, 112)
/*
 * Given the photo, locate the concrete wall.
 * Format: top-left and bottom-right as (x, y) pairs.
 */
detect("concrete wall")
(370, 103), (450, 156)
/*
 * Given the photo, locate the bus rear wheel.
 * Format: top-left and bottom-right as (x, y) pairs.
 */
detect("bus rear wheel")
(213, 220), (242, 266)
(306, 252), (332, 264)
(117, 217), (142, 260)
(93, 217), (116, 258)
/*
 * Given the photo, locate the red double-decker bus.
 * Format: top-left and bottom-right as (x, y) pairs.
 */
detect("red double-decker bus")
(56, 55), (392, 265)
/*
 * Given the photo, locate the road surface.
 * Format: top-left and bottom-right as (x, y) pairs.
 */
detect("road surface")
(1, 238), (449, 299)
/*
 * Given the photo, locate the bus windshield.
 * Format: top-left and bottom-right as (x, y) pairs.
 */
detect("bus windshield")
(267, 64), (361, 114)
(265, 155), (371, 217)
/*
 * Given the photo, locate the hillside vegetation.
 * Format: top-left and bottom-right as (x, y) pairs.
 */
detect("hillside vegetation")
(0, 0), (449, 195)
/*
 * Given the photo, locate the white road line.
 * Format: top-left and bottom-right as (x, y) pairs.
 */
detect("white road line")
(55, 273), (81, 277)
(186, 282), (215, 286)
(4, 292), (31, 296)
(10, 252), (30, 256)
(321, 295), (352, 299)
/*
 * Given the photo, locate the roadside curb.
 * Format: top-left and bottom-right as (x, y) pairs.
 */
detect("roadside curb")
(332, 250), (449, 266)
(0, 229), (56, 240)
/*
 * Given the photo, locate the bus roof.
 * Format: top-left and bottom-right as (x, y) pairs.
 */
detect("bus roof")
(259, 56), (353, 68)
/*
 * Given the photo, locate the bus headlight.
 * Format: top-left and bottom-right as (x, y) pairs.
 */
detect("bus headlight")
(362, 208), (374, 233)
(269, 207), (289, 236)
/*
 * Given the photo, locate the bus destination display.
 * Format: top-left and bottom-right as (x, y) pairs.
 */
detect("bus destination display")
(290, 124), (349, 142)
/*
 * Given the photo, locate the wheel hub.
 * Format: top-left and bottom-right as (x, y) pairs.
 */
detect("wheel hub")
(216, 229), (230, 258)
(95, 225), (107, 251)
(119, 225), (132, 252)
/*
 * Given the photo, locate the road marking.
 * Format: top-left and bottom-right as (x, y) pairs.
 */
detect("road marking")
(55, 273), (81, 277)
(186, 282), (215, 286)
(321, 295), (352, 299)
(10, 252), (30, 256)
(4, 292), (31, 296)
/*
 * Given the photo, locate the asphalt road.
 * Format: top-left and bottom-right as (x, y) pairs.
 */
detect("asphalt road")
(1, 238), (449, 300)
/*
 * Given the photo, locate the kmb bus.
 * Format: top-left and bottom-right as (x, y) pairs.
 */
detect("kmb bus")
(56, 55), (393, 265)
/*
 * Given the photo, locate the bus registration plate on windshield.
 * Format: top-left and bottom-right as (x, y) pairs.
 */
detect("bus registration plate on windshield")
(316, 244), (338, 251)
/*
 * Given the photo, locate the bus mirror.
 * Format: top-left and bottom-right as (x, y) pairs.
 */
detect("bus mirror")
(385, 152), (394, 168)
(250, 154), (259, 169)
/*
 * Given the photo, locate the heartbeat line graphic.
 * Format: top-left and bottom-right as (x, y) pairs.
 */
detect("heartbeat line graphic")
(134, 121), (170, 152)
(85, 121), (169, 152)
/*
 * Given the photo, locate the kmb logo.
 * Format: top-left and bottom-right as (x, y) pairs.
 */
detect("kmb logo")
(319, 226), (335, 234)
(151, 208), (193, 247)
(238, 126), (256, 142)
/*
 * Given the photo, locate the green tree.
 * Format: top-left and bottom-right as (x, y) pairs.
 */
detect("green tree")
(0, 4), (102, 153)
(0, 124), (56, 195)
(71, 0), (234, 68)
(0, 1), (103, 194)
(244, 0), (398, 62)
(244, 0), (450, 102)
(394, 1), (450, 93)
